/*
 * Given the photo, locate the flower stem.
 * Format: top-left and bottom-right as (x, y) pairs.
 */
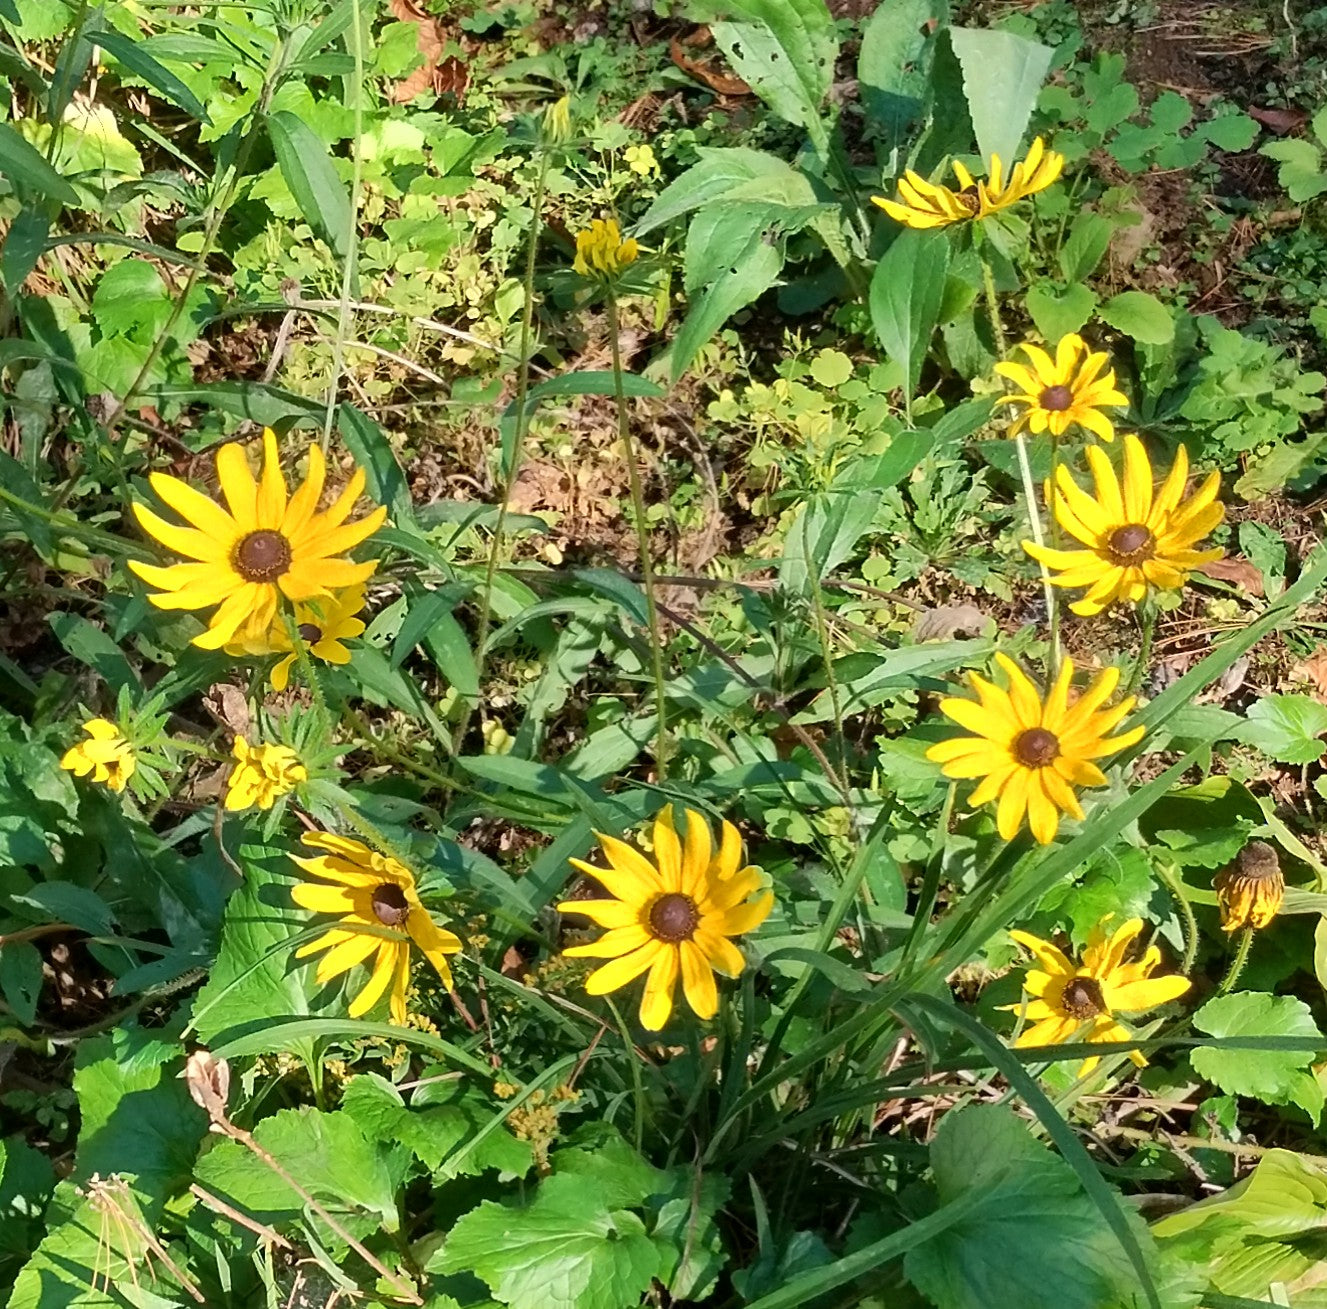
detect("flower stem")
(606, 290), (669, 780)
(1124, 605), (1157, 699)
(1156, 858), (1199, 976)
(1013, 432), (1060, 674)
(1217, 926), (1255, 995)
(979, 243), (1007, 358)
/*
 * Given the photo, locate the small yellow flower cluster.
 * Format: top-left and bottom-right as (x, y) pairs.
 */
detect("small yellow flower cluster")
(224, 736), (306, 811)
(507, 1085), (581, 1173)
(60, 719), (136, 793)
(572, 218), (638, 281)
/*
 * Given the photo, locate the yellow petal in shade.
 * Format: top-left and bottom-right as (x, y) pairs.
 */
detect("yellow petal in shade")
(557, 807), (774, 1030)
(288, 830), (461, 1027)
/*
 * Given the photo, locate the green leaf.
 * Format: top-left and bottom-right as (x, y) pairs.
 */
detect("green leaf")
(1, 204), (48, 292)
(710, 0), (837, 150)
(1201, 111), (1258, 152)
(903, 1104), (1144, 1309)
(337, 401), (415, 528)
(266, 109), (352, 260)
(858, 0), (948, 153)
(437, 1172), (666, 1309)
(1234, 429), (1327, 501)
(93, 28), (211, 123)
(1191, 992), (1324, 1107)
(869, 228), (950, 398)
(779, 489), (877, 592)
(0, 121), (79, 205)
(47, 612), (138, 694)
(89, 256), (174, 341)
(1026, 281), (1097, 342)
(10, 881), (114, 934)
(1238, 521), (1286, 598)
(193, 1105), (398, 1233)
(1238, 693), (1327, 764)
(947, 27), (1053, 170)
(1099, 290), (1175, 344)
(1260, 137), (1327, 203)
(1058, 213), (1116, 282)
(0, 941), (40, 1025)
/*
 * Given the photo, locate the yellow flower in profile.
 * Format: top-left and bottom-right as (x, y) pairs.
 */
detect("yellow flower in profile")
(873, 136), (1064, 229)
(572, 218), (639, 281)
(993, 333), (1129, 441)
(129, 429), (386, 652)
(60, 718), (136, 793)
(225, 586), (368, 691)
(557, 806), (773, 1030)
(926, 654), (1144, 845)
(224, 737), (306, 811)
(543, 95), (572, 144)
(1214, 841), (1284, 932)
(624, 143), (658, 177)
(1024, 436), (1224, 617)
(1004, 918), (1190, 1076)
(290, 832), (462, 1025)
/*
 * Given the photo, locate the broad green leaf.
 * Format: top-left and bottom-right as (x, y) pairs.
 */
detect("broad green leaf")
(93, 28), (211, 123)
(684, 200), (822, 295)
(710, 0), (837, 150)
(0, 1138), (52, 1277)
(0, 122), (79, 204)
(1234, 429), (1327, 501)
(869, 228), (950, 399)
(150, 380), (323, 429)
(1155, 1148), (1327, 1242)
(1098, 290), (1175, 345)
(266, 108), (352, 260)
(0, 941), (40, 1025)
(1260, 137), (1327, 202)
(1058, 213), (1116, 282)
(1238, 693), (1327, 764)
(47, 612), (138, 693)
(779, 489), (877, 592)
(1191, 992), (1324, 1109)
(1026, 281), (1097, 342)
(858, 0), (949, 153)
(10, 881), (114, 934)
(1201, 111), (1258, 152)
(1, 204), (47, 292)
(337, 401), (416, 528)
(437, 1172), (666, 1309)
(903, 1104), (1144, 1309)
(947, 27), (1053, 170)
(193, 1105), (397, 1233)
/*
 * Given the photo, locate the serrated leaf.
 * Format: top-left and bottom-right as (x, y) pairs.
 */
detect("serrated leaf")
(1238, 693), (1327, 764)
(1191, 992), (1324, 1106)
(948, 27), (1053, 171)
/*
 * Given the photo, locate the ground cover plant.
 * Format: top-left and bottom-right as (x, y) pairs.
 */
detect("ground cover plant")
(3, 0), (1327, 1305)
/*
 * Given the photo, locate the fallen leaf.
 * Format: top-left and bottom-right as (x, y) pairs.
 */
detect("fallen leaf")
(1248, 105), (1308, 135)
(203, 683), (250, 738)
(1292, 647), (1327, 702)
(670, 28), (751, 97)
(913, 602), (987, 642)
(1198, 556), (1264, 598)
(386, 0), (467, 104)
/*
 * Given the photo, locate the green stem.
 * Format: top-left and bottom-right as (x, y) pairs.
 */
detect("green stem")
(1013, 432), (1060, 674)
(979, 242), (1007, 358)
(604, 996), (646, 1153)
(606, 290), (669, 780)
(1124, 606), (1157, 699)
(1156, 859), (1199, 976)
(1217, 926), (1254, 995)
(456, 148), (550, 753)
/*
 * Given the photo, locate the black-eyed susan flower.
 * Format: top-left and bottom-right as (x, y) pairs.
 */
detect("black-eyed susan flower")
(290, 832), (461, 1025)
(1214, 841), (1284, 932)
(225, 585), (367, 691)
(1024, 436), (1224, 617)
(129, 430), (386, 652)
(572, 218), (638, 281)
(1003, 918), (1190, 1076)
(926, 654), (1144, 845)
(543, 95), (572, 145)
(557, 806), (773, 1031)
(873, 136), (1064, 230)
(224, 737), (306, 811)
(60, 718), (135, 793)
(993, 333), (1129, 441)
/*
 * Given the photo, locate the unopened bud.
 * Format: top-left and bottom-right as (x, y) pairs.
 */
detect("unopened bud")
(186, 1048), (231, 1120)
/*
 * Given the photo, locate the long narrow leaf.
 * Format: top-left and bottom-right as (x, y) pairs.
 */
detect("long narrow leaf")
(94, 28), (212, 123)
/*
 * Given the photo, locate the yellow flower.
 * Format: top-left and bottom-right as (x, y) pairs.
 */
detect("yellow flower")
(1214, 841), (1284, 932)
(129, 429), (386, 652)
(872, 136), (1064, 229)
(993, 333), (1130, 441)
(624, 143), (658, 177)
(572, 218), (639, 281)
(224, 586), (368, 691)
(290, 832), (462, 1026)
(60, 718), (136, 793)
(926, 654), (1144, 845)
(1024, 436), (1224, 617)
(1003, 918), (1190, 1076)
(557, 806), (773, 1030)
(224, 736), (306, 811)
(543, 95), (572, 145)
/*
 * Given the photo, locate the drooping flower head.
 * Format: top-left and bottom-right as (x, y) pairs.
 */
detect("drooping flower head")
(993, 334), (1129, 441)
(224, 737), (306, 811)
(543, 95), (572, 145)
(1024, 436), (1224, 617)
(1214, 841), (1284, 933)
(926, 654), (1144, 845)
(60, 718), (135, 793)
(129, 430), (386, 652)
(872, 136), (1064, 230)
(1003, 918), (1190, 1076)
(290, 832), (461, 1025)
(225, 586), (368, 691)
(572, 218), (639, 281)
(557, 806), (773, 1030)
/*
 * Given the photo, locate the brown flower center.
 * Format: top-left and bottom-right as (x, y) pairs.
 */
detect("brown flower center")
(1106, 523), (1155, 566)
(1060, 975), (1105, 1020)
(1234, 840), (1281, 883)
(371, 883), (410, 927)
(1039, 384), (1074, 412)
(233, 529), (292, 582)
(956, 185), (980, 214)
(1013, 727), (1060, 768)
(298, 622), (323, 644)
(648, 893), (699, 944)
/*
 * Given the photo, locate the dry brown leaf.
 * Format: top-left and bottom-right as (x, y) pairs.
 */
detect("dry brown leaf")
(202, 683), (250, 738)
(1248, 105), (1309, 135)
(1292, 646), (1327, 702)
(669, 28), (751, 97)
(1198, 556), (1264, 598)
(913, 602), (987, 642)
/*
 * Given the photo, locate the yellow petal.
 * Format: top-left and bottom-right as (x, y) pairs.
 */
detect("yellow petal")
(638, 945), (679, 1030)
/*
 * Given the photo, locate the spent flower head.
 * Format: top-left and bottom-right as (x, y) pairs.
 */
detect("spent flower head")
(1215, 841), (1285, 932)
